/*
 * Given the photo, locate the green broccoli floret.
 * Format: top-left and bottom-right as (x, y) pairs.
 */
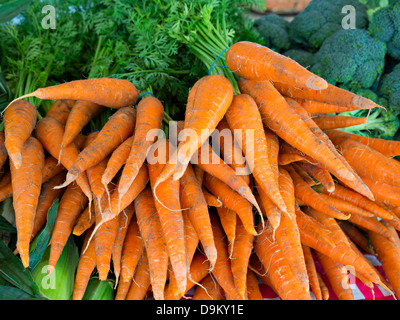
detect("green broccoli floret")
(288, 0), (368, 50)
(378, 63), (400, 112)
(310, 29), (387, 91)
(283, 49), (314, 68)
(253, 14), (290, 52)
(369, 1), (400, 60)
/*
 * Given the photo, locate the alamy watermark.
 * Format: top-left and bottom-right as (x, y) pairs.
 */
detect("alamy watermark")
(41, 5), (56, 29)
(342, 5), (357, 30)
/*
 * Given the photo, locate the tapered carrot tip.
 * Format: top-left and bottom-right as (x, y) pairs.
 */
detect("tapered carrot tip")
(327, 185), (336, 193)
(19, 249), (29, 268)
(54, 173), (77, 190)
(98, 266), (110, 281)
(9, 152), (22, 170)
(306, 76), (328, 90)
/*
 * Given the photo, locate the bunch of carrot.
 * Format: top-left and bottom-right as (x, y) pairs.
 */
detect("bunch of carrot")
(2, 40), (400, 300)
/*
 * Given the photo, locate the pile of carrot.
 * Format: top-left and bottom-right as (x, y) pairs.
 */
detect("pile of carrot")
(2, 40), (400, 300)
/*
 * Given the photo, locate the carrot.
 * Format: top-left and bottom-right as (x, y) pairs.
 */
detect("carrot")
(332, 137), (400, 187)
(202, 187), (223, 207)
(317, 193), (374, 218)
(255, 180), (281, 232)
(45, 99), (75, 125)
(101, 135), (134, 187)
(216, 205), (237, 257)
(360, 176), (400, 207)
(317, 272), (330, 300)
(254, 221), (312, 300)
(246, 269), (263, 300)
(264, 127), (280, 180)
(72, 226), (97, 300)
(125, 252), (151, 300)
(48, 182), (89, 271)
(31, 171), (66, 240)
(192, 274), (225, 300)
(226, 41), (328, 90)
(294, 162), (335, 192)
(35, 117), (93, 202)
(0, 175), (13, 202)
(273, 81), (383, 110)
(278, 153), (310, 166)
(203, 172), (256, 235)
(61, 100), (104, 149)
(11, 78), (138, 109)
(154, 74), (233, 187)
(72, 206), (93, 236)
(179, 163), (217, 268)
(368, 222), (400, 299)
(321, 183), (393, 221)
(118, 96), (164, 197)
(230, 218), (254, 299)
(164, 252), (211, 300)
(4, 100), (37, 169)
(248, 254), (276, 292)
(302, 245), (323, 300)
(120, 215), (144, 283)
(115, 278), (132, 300)
(225, 93), (286, 213)
(206, 212), (241, 300)
(337, 220), (376, 256)
(291, 162), (318, 186)
(312, 114), (367, 131)
(60, 106), (137, 187)
(285, 164), (350, 220)
(316, 251), (354, 300)
(327, 130), (400, 158)
(134, 188), (169, 300)
(291, 98), (358, 115)
(195, 142), (262, 216)
(275, 167), (309, 294)
(11, 137), (44, 268)
(238, 78), (356, 183)
(0, 132), (8, 171)
(111, 203), (135, 285)
(347, 213), (395, 242)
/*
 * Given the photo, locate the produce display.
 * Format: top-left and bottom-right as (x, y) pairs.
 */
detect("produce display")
(0, 0), (400, 301)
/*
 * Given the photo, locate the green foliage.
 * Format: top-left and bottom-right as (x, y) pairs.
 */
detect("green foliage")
(283, 49), (314, 68)
(369, 1), (400, 60)
(311, 29), (387, 90)
(82, 277), (115, 300)
(378, 62), (400, 111)
(289, 0), (368, 50)
(253, 14), (290, 52)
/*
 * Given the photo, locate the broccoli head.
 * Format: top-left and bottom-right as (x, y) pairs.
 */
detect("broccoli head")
(289, 0), (369, 50)
(369, 1), (400, 60)
(253, 14), (290, 52)
(283, 49), (314, 68)
(310, 29), (387, 91)
(378, 63), (400, 112)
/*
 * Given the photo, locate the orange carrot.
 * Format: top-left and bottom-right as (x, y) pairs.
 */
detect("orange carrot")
(347, 213), (395, 242)
(31, 171), (66, 240)
(368, 222), (400, 299)
(255, 180), (281, 232)
(72, 206), (93, 237)
(202, 187), (223, 207)
(226, 41), (328, 90)
(101, 135), (134, 187)
(317, 193), (374, 218)
(45, 99), (75, 125)
(292, 162), (318, 186)
(317, 273), (330, 300)
(203, 172), (256, 235)
(154, 74), (233, 187)
(115, 278), (132, 300)
(112, 203), (135, 284)
(246, 269), (263, 300)
(361, 176), (400, 207)
(292, 98), (358, 115)
(225, 93), (286, 213)
(337, 220), (376, 256)
(118, 96), (164, 197)
(11, 137), (44, 268)
(294, 162), (335, 192)
(216, 205), (237, 257)
(192, 274), (225, 300)
(208, 212), (241, 300)
(0, 132), (8, 171)
(238, 78), (356, 183)
(312, 115), (367, 131)
(35, 117), (93, 202)
(134, 188), (169, 300)
(179, 163), (217, 268)
(48, 182), (88, 271)
(278, 153), (310, 166)
(11, 78), (138, 109)
(285, 164), (350, 220)
(274, 81), (382, 110)
(254, 221), (312, 300)
(248, 254), (276, 292)
(316, 251), (354, 300)
(0, 175), (13, 202)
(61, 100), (104, 149)
(4, 100), (37, 169)
(72, 226), (96, 300)
(42, 156), (66, 184)
(264, 127), (280, 180)
(327, 130), (400, 158)
(125, 252), (151, 300)
(120, 215), (144, 283)
(231, 218), (254, 299)
(61, 106), (137, 187)
(302, 245), (323, 300)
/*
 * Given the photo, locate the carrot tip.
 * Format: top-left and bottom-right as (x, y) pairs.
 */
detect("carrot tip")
(306, 76), (328, 90)
(9, 152), (22, 170)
